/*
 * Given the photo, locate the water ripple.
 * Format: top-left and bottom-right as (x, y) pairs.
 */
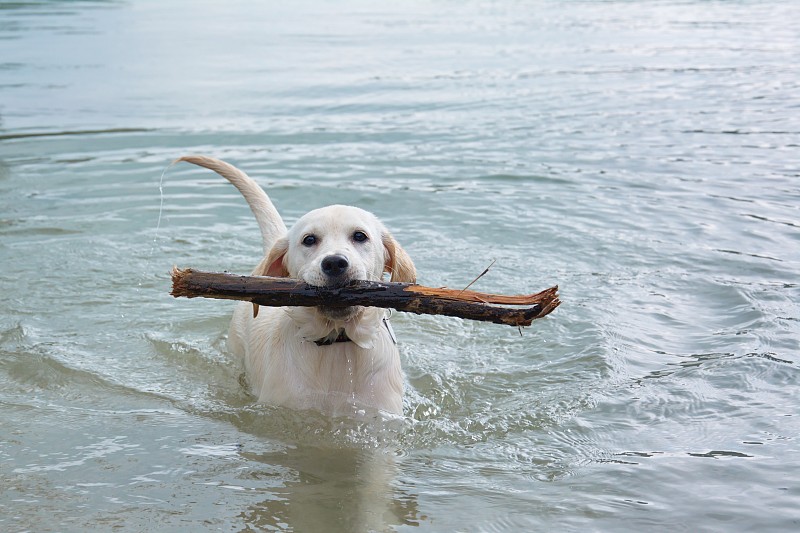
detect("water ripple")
(2, 0), (799, 530)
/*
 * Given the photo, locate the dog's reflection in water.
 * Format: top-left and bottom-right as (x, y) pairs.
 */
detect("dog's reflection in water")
(238, 443), (423, 532)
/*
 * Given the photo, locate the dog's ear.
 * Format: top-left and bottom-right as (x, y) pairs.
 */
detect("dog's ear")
(251, 237), (290, 318)
(262, 237), (290, 278)
(383, 233), (416, 283)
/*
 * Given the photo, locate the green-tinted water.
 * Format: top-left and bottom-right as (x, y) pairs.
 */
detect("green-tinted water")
(2, 1), (798, 531)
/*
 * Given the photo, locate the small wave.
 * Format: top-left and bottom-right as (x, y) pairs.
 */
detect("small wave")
(0, 128), (151, 141)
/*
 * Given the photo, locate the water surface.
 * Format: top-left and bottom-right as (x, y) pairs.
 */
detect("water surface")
(1, 1), (799, 531)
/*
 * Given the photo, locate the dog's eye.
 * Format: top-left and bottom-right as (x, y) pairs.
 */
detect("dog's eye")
(352, 231), (368, 243)
(302, 234), (317, 247)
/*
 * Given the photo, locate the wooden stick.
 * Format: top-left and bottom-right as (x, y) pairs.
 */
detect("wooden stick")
(171, 267), (560, 327)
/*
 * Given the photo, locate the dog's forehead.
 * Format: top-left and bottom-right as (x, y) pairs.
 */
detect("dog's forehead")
(291, 205), (382, 235)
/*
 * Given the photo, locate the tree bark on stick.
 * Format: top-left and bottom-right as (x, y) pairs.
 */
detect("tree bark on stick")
(171, 267), (560, 327)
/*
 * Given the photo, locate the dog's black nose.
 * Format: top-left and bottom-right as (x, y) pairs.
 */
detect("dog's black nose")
(321, 254), (349, 277)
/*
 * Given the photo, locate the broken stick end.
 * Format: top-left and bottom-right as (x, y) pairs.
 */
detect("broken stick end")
(515, 290), (561, 327)
(170, 266), (193, 298)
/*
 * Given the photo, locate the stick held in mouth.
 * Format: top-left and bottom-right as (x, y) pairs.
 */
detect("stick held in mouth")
(170, 267), (560, 327)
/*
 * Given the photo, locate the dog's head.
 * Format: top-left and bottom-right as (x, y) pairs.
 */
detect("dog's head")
(260, 205), (416, 322)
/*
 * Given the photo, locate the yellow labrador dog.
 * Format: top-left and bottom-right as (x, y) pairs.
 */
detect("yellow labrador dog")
(178, 156), (416, 416)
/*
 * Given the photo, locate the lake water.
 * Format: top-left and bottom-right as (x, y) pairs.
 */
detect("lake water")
(1, 1), (799, 531)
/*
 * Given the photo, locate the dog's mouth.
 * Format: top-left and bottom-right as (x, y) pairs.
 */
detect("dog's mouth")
(318, 278), (354, 289)
(301, 273), (357, 290)
(301, 269), (368, 322)
(318, 305), (361, 322)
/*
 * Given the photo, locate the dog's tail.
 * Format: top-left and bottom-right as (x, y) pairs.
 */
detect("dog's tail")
(175, 155), (287, 253)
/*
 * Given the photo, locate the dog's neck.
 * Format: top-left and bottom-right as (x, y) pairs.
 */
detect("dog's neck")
(284, 307), (395, 349)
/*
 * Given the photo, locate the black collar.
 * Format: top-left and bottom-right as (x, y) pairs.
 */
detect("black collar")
(312, 317), (397, 347)
(314, 328), (352, 346)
